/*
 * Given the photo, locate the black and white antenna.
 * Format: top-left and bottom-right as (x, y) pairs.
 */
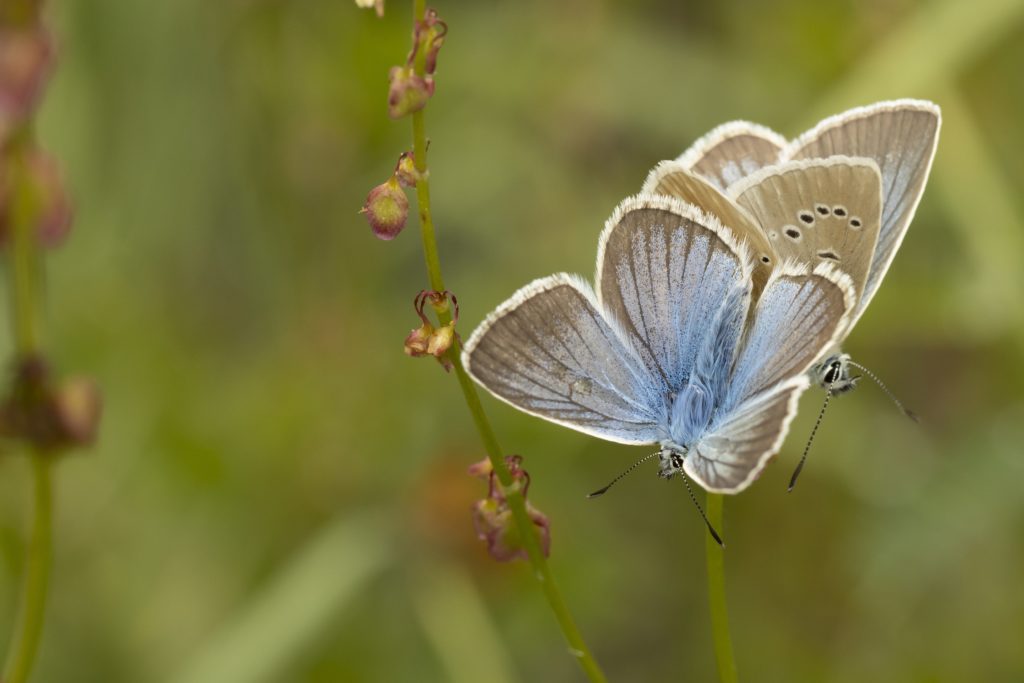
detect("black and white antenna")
(587, 451), (659, 498)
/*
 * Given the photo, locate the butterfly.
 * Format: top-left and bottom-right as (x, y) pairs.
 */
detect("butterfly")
(462, 194), (855, 510)
(641, 100), (940, 485)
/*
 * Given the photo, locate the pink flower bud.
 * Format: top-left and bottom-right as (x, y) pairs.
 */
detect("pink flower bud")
(0, 25), (53, 141)
(0, 148), (73, 249)
(360, 175), (408, 240)
(387, 66), (433, 119)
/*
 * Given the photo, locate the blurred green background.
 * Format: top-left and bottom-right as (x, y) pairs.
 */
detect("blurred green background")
(1, 0), (1023, 681)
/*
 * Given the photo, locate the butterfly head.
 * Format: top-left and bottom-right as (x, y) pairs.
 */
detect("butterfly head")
(657, 445), (688, 480)
(814, 353), (860, 395)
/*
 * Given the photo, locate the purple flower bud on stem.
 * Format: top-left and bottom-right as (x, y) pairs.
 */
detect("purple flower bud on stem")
(360, 175), (408, 240)
(387, 66), (433, 119)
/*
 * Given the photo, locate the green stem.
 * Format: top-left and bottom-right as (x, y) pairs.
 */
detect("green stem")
(2, 456), (54, 683)
(705, 493), (738, 683)
(406, 3), (606, 680)
(2, 136), (55, 683)
(7, 150), (40, 355)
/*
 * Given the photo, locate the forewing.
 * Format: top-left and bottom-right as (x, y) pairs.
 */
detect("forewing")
(683, 377), (807, 493)
(641, 161), (775, 292)
(596, 195), (752, 394)
(462, 274), (663, 444)
(729, 157), (882, 305)
(677, 121), (787, 191)
(784, 100), (941, 324)
(722, 261), (854, 412)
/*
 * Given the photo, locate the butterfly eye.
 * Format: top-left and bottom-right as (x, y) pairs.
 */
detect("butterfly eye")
(849, 217), (862, 229)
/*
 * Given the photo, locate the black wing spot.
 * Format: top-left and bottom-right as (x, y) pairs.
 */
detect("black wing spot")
(798, 211), (815, 224)
(833, 205), (847, 217)
(785, 227), (801, 240)
(815, 204), (830, 216)
(849, 217), (862, 229)
(817, 250), (840, 261)
(760, 255), (771, 264)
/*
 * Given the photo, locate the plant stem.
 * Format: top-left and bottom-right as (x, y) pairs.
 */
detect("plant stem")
(405, 4), (606, 680)
(705, 493), (738, 683)
(2, 141), (55, 683)
(2, 456), (54, 683)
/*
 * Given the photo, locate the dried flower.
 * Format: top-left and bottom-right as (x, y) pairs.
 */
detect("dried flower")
(0, 356), (101, 452)
(360, 175), (408, 240)
(404, 321), (433, 356)
(416, 9), (447, 75)
(470, 454), (550, 562)
(405, 290), (459, 371)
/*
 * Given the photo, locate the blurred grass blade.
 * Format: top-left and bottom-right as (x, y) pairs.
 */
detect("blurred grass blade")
(929, 87), (1024, 339)
(806, 0), (1024, 122)
(410, 561), (521, 683)
(168, 513), (391, 683)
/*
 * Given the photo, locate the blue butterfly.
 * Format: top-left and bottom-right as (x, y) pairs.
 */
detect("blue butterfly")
(463, 194), (854, 499)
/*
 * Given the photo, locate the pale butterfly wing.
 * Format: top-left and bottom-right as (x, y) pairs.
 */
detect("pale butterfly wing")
(462, 273), (663, 445)
(686, 377), (807, 493)
(677, 121), (787, 191)
(685, 262), (855, 492)
(728, 157), (883, 307)
(783, 100), (941, 325)
(640, 160), (775, 292)
(595, 195), (752, 396)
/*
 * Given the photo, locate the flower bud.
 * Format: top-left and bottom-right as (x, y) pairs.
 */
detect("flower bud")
(426, 322), (454, 358)
(51, 376), (102, 447)
(354, 0), (384, 17)
(417, 9), (447, 75)
(0, 148), (74, 249)
(471, 498), (550, 562)
(0, 25), (53, 142)
(395, 152), (418, 188)
(469, 453), (550, 562)
(387, 66), (433, 119)
(466, 457), (493, 480)
(404, 322), (433, 356)
(360, 175), (408, 240)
